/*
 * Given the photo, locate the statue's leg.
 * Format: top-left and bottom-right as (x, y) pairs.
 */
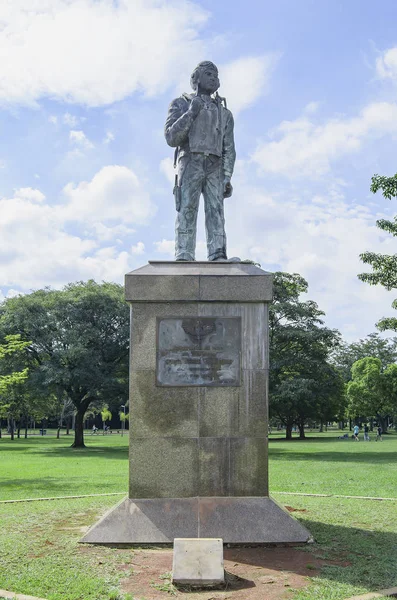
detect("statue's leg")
(203, 156), (227, 261)
(175, 155), (203, 261)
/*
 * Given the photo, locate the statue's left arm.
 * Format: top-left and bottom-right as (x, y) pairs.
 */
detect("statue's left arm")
(222, 111), (236, 197)
(222, 111), (236, 179)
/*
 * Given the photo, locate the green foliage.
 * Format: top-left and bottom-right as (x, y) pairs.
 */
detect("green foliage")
(100, 405), (112, 424)
(0, 334), (32, 427)
(332, 332), (397, 383)
(0, 280), (130, 447)
(0, 334), (30, 394)
(359, 172), (397, 330)
(346, 356), (397, 420)
(269, 273), (344, 438)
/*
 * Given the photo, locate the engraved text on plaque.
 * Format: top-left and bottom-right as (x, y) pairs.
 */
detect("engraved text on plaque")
(157, 317), (241, 386)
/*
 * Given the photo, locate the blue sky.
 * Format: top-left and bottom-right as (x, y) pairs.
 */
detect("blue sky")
(2, 0), (397, 341)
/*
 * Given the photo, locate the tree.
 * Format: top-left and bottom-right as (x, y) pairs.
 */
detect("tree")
(0, 281), (129, 448)
(359, 173), (397, 331)
(346, 357), (397, 430)
(100, 405), (112, 432)
(0, 335), (30, 439)
(269, 273), (343, 439)
(332, 333), (397, 383)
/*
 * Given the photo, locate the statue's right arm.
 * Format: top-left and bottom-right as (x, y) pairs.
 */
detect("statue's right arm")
(164, 98), (195, 148)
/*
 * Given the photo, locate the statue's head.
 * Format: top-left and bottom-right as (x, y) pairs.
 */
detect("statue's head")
(190, 61), (220, 94)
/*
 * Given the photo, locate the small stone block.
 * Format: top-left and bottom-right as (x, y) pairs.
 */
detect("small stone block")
(172, 538), (224, 586)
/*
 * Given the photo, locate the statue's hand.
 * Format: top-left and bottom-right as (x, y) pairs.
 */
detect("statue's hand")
(223, 177), (233, 198)
(189, 96), (204, 117)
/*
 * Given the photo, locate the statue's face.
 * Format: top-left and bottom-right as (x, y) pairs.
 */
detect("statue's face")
(198, 67), (219, 94)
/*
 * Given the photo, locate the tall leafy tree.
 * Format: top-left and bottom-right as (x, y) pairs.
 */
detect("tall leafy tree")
(346, 357), (397, 430)
(0, 281), (129, 447)
(269, 273), (343, 439)
(359, 173), (397, 331)
(332, 333), (397, 383)
(0, 334), (30, 439)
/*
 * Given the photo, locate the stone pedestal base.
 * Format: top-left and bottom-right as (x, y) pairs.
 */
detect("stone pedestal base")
(81, 496), (311, 545)
(81, 262), (311, 547)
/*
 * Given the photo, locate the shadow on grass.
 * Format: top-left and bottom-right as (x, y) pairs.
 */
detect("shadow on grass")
(269, 448), (397, 464)
(35, 446), (129, 459)
(231, 519), (397, 592)
(0, 476), (123, 496)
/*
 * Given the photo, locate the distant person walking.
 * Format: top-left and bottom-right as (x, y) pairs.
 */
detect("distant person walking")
(353, 424), (359, 441)
(364, 424), (370, 441)
(376, 426), (383, 441)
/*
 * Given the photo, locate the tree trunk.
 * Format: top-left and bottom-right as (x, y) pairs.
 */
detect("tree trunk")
(10, 418), (14, 441)
(285, 423), (293, 440)
(57, 427), (61, 439)
(71, 401), (90, 448)
(17, 422), (21, 438)
(298, 421), (305, 439)
(24, 415), (28, 439)
(319, 420), (324, 433)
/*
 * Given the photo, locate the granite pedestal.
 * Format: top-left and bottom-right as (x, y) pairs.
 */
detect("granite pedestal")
(81, 261), (311, 545)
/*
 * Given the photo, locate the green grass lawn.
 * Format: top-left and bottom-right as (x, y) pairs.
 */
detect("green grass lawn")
(0, 430), (396, 600)
(0, 433), (129, 500)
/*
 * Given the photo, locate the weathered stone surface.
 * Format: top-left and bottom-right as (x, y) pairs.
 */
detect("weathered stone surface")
(231, 370), (268, 437)
(130, 303), (198, 370)
(125, 266), (200, 302)
(129, 370), (199, 438)
(199, 438), (229, 496)
(197, 302), (268, 370)
(81, 497), (311, 544)
(81, 261), (311, 546)
(199, 275), (272, 302)
(129, 438), (199, 498)
(81, 498), (198, 544)
(229, 437), (268, 496)
(198, 497), (311, 543)
(198, 387), (239, 438)
(172, 538), (224, 585)
(125, 262), (273, 303)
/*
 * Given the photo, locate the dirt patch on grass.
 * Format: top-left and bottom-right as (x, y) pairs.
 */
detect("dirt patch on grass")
(120, 546), (343, 600)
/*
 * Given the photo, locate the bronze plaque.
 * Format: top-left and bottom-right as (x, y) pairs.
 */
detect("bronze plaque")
(157, 317), (241, 386)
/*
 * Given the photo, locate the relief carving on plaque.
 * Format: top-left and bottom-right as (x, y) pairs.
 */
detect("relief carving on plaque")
(157, 317), (241, 387)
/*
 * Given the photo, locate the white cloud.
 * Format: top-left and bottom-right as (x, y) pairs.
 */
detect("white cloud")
(61, 165), (156, 225)
(220, 54), (280, 115)
(92, 222), (136, 242)
(252, 102), (397, 178)
(104, 131), (115, 144)
(69, 130), (94, 149)
(154, 239), (174, 255)
(0, 165), (156, 291)
(48, 115), (58, 125)
(14, 187), (45, 203)
(376, 47), (397, 82)
(131, 242), (145, 255)
(224, 181), (395, 340)
(304, 101), (320, 114)
(160, 157), (175, 184)
(0, 0), (209, 107)
(63, 113), (79, 127)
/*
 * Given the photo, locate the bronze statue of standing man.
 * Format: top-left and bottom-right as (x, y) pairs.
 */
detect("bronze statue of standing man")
(165, 61), (236, 261)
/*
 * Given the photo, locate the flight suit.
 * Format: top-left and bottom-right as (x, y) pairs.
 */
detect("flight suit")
(165, 93), (236, 261)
